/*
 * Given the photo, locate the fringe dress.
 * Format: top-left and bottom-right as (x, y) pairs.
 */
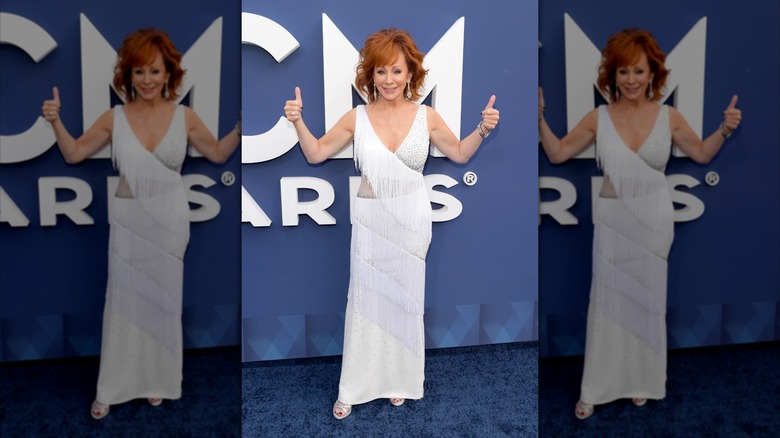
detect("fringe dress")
(580, 105), (673, 405)
(95, 105), (190, 405)
(337, 104), (432, 405)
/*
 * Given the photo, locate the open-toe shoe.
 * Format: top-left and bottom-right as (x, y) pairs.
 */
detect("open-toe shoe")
(91, 401), (110, 420)
(632, 398), (647, 407)
(148, 398), (163, 407)
(333, 400), (352, 419)
(575, 400), (594, 420)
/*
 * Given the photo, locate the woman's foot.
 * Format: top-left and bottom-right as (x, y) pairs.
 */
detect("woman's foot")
(575, 400), (594, 420)
(390, 398), (405, 406)
(333, 400), (352, 419)
(148, 398), (163, 407)
(632, 398), (647, 407)
(91, 401), (110, 420)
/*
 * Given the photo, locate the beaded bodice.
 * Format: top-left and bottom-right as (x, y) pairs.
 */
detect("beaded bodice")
(355, 105), (430, 198)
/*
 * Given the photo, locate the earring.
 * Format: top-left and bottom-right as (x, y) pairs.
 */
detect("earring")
(373, 83), (377, 101)
(614, 83), (620, 100)
(647, 79), (653, 99)
(406, 80), (412, 100)
(163, 82), (170, 100)
(130, 84), (135, 101)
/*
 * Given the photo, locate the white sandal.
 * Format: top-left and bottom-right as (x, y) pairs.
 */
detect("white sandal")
(333, 400), (352, 419)
(632, 398), (647, 407)
(575, 400), (594, 420)
(91, 400), (110, 420)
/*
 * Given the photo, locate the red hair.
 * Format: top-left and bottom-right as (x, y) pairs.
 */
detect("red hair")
(112, 29), (185, 102)
(597, 28), (669, 102)
(355, 28), (428, 103)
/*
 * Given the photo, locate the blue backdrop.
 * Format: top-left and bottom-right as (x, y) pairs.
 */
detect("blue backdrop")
(0, 0), (241, 361)
(539, 0), (780, 357)
(241, 0), (539, 361)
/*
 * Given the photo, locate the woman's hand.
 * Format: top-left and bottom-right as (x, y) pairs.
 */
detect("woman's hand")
(480, 95), (499, 132)
(42, 86), (61, 123)
(284, 87), (303, 123)
(538, 87), (545, 121)
(721, 95), (742, 135)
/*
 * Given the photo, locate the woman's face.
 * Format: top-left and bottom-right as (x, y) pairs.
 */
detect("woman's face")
(615, 52), (654, 102)
(373, 52), (413, 101)
(131, 51), (169, 102)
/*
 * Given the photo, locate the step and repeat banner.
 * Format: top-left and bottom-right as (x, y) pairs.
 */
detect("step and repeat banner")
(241, 0), (539, 361)
(0, 0), (241, 361)
(538, 0), (779, 357)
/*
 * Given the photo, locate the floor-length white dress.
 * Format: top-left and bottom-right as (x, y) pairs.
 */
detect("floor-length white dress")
(96, 105), (190, 405)
(337, 104), (431, 405)
(580, 105), (673, 405)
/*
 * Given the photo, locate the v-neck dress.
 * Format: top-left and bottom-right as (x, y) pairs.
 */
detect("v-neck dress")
(337, 104), (431, 405)
(580, 104), (673, 405)
(95, 104), (190, 405)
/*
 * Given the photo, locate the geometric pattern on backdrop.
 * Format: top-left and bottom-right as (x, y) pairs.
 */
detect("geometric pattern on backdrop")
(2, 315), (64, 361)
(721, 301), (777, 344)
(241, 303), (534, 362)
(541, 301), (778, 357)
(478, 301), (538, 344)
(425, 305), (481, 348)
(182, 304), (240, 348)
(63, 312), (103, 357)
(1, 305), (240, 362)
(540, 312), (588, 357)
(242, 315), (306, 362)
(305, 312), (346, 358)
(668, 304), (723, 348)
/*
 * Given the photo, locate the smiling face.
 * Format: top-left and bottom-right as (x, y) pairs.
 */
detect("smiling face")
(131, 51), (169, 102)
(615, 51), (654, 102)
(373, 52), (412, 102)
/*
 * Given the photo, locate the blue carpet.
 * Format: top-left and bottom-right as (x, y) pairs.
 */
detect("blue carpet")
(242, 342), (538, 437)
(0, 347), (241, 437)
(539, 342), (780, 437)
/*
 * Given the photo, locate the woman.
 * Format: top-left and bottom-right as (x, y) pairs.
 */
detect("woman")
(283, 28), (499, 419)
(41, 28), (240, 420)
(538, 28), (742, 420)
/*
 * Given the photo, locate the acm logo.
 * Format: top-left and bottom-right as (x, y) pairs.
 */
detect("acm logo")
(241, 13), (468, 227)
(540, 14), (709, 226)
(0, 12), (227, 227)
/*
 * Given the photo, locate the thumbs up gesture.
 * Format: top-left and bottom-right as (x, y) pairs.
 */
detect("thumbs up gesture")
(480, 95), (500, 132)
(284, 87), (304, 123)
(42, 86), (62, 123)
(721, 95), (742, 135)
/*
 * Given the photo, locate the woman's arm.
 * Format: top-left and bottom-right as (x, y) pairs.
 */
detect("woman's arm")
(428, 95), (500, 164)
(538, 87), (597, 164)
(284, 87), (354, 164)
(42, 87), (113, 164)
(670, 95), (742, 164)
(185, 107), (240, 164)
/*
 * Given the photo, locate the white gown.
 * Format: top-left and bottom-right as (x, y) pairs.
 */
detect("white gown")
(337, 105), (431, 405)
(95, 105), (190, 405)
(580, 105), (673, 405)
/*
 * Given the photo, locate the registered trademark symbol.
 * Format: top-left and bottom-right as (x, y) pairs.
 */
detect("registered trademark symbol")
(704, 171), (719, 187)
(463, 171), (478, 186)
(221, 171), (236, 186)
